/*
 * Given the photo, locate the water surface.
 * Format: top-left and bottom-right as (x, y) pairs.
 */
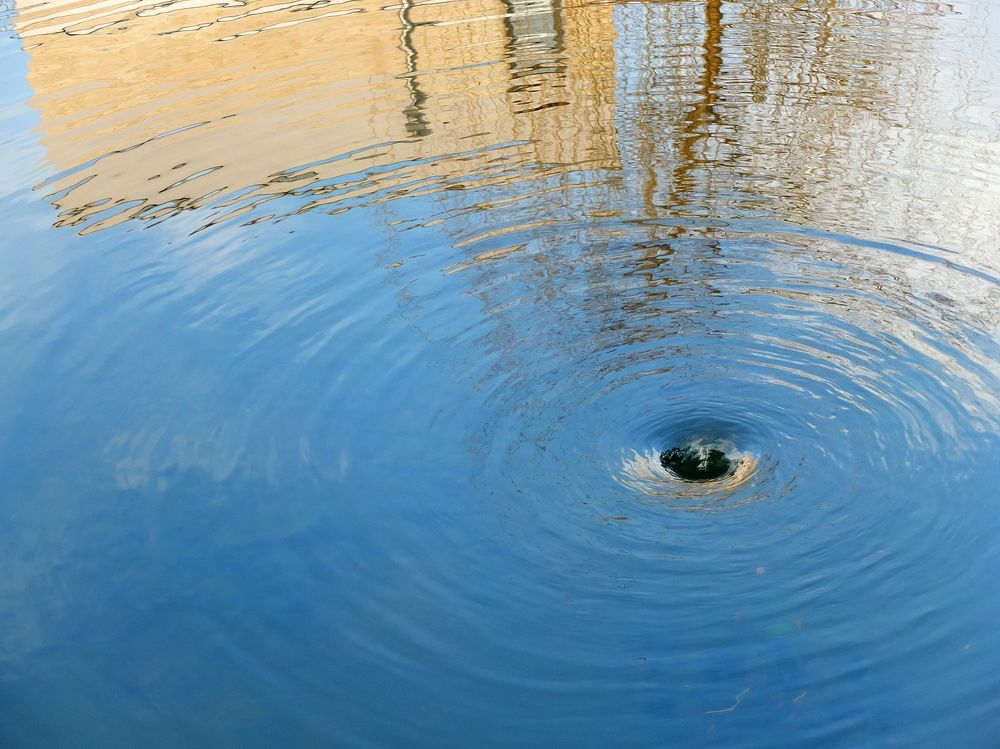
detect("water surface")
(2, 0), (1000, 745)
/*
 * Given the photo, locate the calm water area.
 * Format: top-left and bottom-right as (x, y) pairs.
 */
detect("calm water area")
(2, 0), (1000, 745)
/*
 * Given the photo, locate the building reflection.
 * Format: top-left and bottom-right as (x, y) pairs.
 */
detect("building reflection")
(14, 0), (999, 261)
(15, 0), (619, 232)
(439, 0), (1000, 360)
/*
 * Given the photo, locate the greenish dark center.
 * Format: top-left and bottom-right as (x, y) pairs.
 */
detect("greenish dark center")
(659, 446), (732, 482)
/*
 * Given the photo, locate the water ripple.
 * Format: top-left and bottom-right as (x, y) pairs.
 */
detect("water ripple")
(3, 0), (1000, 745)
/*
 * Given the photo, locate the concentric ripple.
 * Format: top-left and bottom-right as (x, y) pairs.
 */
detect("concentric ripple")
(453, 214), (1000, 542)
(3, 0), (1000, 746)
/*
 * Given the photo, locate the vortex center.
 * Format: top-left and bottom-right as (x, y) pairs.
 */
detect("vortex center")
(660, 445), (733, 482)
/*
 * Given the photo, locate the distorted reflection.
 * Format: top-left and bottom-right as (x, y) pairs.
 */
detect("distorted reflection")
(16, 0), (619, 233)
(16, 0), (996, 258)
(3, 0), (1000, 746)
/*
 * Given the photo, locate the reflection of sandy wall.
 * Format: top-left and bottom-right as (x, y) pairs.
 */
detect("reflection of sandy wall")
(15, 0), (618, 232)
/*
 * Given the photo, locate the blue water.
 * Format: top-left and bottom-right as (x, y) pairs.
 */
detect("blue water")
(2, 0), (1000, 745)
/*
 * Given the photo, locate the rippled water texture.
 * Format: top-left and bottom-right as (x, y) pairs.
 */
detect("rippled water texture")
(2, 0), (1000, 745)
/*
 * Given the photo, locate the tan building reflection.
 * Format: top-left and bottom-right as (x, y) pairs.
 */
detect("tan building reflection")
(14, 0), (619, 232)
(16, 0), (998, 255)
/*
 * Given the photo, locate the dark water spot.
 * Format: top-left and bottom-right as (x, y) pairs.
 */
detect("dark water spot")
(660, 445), (732, 482)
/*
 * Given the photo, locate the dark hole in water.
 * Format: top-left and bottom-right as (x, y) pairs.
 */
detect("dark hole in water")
(660, 446), (732, 482)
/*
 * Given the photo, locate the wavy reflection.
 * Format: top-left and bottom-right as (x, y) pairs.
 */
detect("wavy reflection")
(18, 0), (1000, 254)
(17, 0), (619, 233)
(6, 0), (1000, 745)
